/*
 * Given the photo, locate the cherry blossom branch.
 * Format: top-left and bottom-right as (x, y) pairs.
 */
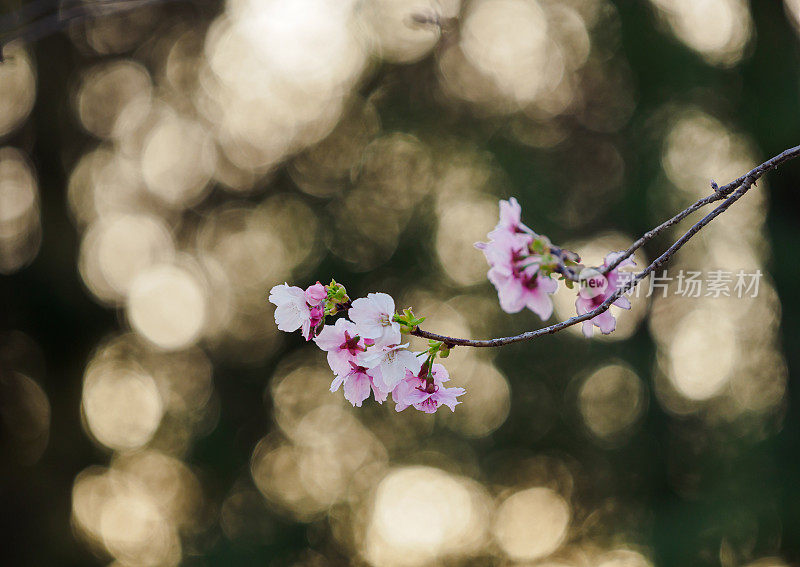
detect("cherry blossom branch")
(411, 144), (800, 348)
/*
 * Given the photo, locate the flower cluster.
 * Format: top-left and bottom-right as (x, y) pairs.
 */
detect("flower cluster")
(476, 197), (635, 336)
(269, 282), (465, 412)
(475, 197), (558, 319)
(268, 198), (637, 414)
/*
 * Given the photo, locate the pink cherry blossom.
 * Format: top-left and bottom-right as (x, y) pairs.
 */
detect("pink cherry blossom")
(269, 283), (313, 338)
(495, 197), (533, 237)
(392, 362), (465, 413)
(474, 229), (530, 268)
(348, 292), (402, 346)
(305, 281), (327, 304)
(313, 318), (368, 376)
(330, 361), (388, 407)
(359, 343), (422, 391)
(306, 304), (324, 340)
(476, 230), (557, 320)
(575, 251), (636, 337)
(302, 282), (328, 340)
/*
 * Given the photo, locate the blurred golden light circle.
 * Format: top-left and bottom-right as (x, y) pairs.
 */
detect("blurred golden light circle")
(79, 213), (175, 303)
(204, 77), (302, 172)
(439, 0), (589, 116)
(436, 196), (501, 286)
(79, 333), (218, 455)
(251, 402), (388, 521)
(0, 371), (50, 465)
(0, 44), (36, 137)
(148, 346), (215, 414)
(271, 362), (346, 436)
(360, 0), (443, 63)
(81, 4), (159, 56)
(126, 263), (208, 350)
(493, 487), (570, 561)
(112, 450), (203, 529)
(254, 194), (321, 274)
(460, 0), (553, 103)
(113, 87), (154, 144)
(667, 308), (735, 401)
(83, 364), (164, 451)
(744, 559), (790, 567)
(289, 97), (380, 197)
(196, 196), (319, 294)
(730, 348), (787, 413)
(141, 113), (215, 209)
(356, 132), (434, 208)
(292, 405), (386, 477)
(365, 466), (488, 565)
(548, 3), (591, 71)
(787, 0), (800, 35)
(442, 355), (511, 437)
(0, 147), (37, 228)
(68, 144), (172, 234)
(0, 147), (40, 273)
(330, 132), (431, 270)
(77, 60), (152, 139)
(251, 440), (328, 520)
(232, 0), (367, 95)
(579, 363), (645, 441)
(649, 0), (752, 66)
(596, 549), (653, 567)
(220, 487), (275, 542)
(203, 0), (366, 172)
(99, 487), (181, 566)
(662, 111), (755, 198)
(165, 29), (204, 97)
(72, 466), (119, 545)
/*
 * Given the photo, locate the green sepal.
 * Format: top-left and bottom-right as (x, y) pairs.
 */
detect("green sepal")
(530, 237), (549, 255)
(326, 279), (348, 302)
(324, 280), (350, 316)
(393, 307), (426, 333)
(426, 340), (450, 359)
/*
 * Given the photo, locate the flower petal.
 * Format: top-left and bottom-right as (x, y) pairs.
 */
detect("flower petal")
(594, 310), (617, 334)
(330, 374), (344, 393)
(434, 386), (465, 411)
(313, 321), (344, 351)
(343, 372), (371, 407)
(368, 292), (395, 316)
(327, 351), (355, 377)
(613, 296), (631, 310)
(525, 288), (553, 321)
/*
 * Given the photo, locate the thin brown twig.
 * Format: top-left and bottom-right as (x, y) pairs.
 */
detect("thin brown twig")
(411, 145), (800, 348)
(602, 145), (800, 274)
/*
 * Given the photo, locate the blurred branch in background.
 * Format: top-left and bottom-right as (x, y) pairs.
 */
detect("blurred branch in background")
(0, 0), (193, 60)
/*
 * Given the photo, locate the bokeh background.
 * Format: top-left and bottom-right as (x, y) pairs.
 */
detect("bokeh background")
(2, 0), (800, 565)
